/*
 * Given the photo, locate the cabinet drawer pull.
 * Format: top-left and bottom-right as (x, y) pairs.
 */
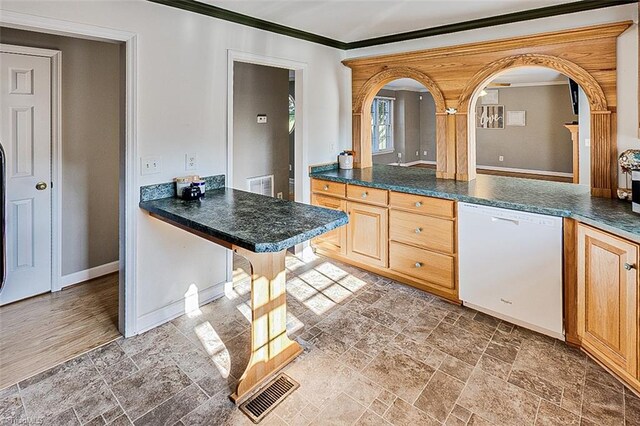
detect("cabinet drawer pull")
(415, 262), (423, 268)
(323, 185), (329, 191)
(362, 192), (368, 198)
(415, 227), (422, 234)
(624, 262), (636, 270)
(415, 201), (422, 207)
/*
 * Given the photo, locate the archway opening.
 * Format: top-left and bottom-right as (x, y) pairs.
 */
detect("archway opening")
(369, 78), (437, 168)
(469, 66), (591, 185)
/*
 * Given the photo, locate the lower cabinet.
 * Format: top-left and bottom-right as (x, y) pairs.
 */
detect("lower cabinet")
(346, 201), (388, 268)
(311, 193), (346, 255)
(577, 223), (639, 385)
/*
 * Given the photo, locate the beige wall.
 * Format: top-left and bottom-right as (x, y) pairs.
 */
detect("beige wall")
(233, 62), (290, 199)
(1, 27), (121, 276)
(476, 84), (577, 173)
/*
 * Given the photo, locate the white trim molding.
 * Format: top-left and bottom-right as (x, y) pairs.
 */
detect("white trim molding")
(0, 10), (139, 337)
(60, 261), (120, 288)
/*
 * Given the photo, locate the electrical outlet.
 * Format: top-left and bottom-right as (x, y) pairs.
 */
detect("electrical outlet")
(276, 192), (283, 199)
(585, 138), (590, 147)
(257, 114), (267, 124)
(423, 151), (427, 156)
(289, 164), (292, 172)
(397, 152), (402, 159)
(141, 157), (161, 175)
(416, 151), (419, 157)
(185, 153), (197, 171)
(499, 155), (504, 162)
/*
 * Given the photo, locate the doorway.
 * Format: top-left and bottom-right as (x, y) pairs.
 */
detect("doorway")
(0, 28), (128, 388)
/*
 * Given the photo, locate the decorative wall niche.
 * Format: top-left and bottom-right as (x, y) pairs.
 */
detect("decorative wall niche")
(343, 21), (632, 198)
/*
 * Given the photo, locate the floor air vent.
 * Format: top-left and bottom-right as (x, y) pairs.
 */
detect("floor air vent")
(239, 373), (299, 423)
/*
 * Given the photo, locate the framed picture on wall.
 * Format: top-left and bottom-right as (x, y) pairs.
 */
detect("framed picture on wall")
(481, 89), (499, 104)
(506, 110), (526, 126)
(476, 105), (504, 129)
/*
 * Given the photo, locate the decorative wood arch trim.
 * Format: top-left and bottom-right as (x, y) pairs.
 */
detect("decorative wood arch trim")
(353, 67), (446, 113)
(457, 53), (608, 112)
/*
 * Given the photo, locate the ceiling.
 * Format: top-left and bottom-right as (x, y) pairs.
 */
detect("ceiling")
(198, 0), (575, 42)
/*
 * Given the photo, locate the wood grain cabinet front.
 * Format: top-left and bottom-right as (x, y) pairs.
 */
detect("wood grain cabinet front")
(311, 179), (346, 198)
(389, 241), (456, 294)
(577, 224), (639, 385)
(311, 193), (346, 255)
(389, 209), (454, 254)
(346, 201), (388, 268)
(346, 184), (388, 206)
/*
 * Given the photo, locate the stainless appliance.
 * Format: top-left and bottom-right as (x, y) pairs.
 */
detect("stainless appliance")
(633, 170), (640, 214)
(0, 143), (5, 292)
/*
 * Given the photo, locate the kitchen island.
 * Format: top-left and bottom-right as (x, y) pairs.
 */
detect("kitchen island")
(139, 187), (348, 403)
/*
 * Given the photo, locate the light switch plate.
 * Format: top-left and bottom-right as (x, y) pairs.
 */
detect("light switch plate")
(257, 115), (267, 124)
(141, 157), (161, 175)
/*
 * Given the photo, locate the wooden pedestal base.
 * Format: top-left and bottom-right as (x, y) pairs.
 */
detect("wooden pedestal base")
(229, 248), (303, 404)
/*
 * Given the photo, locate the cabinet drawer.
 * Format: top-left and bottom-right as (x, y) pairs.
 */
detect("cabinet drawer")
(347, 184), (388, 206)
(311, 194), (346, 254)
(312, 179), (346, 197)
(389, 191), (454, 218)
(389, 241), (455, 290)
(390, 210), (454, 254)
(312, 193), (345, 211)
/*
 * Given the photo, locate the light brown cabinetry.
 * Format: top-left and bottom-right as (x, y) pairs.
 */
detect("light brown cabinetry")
(577, 223), (639, 388)
(346, 201), (388, 267)
(310, 178), (458, 302)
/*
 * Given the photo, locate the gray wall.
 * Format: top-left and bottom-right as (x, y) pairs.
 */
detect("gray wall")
(476, 85), (577, 173)
(373, 89), (435, 165)
(233, 62), (289, 199)
(1, 27), (121, 276)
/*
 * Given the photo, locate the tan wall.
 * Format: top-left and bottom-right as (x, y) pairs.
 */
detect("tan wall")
(476, 84), (577, 173)
(233, 62), (290, 199)
(1, 27), (121, 276)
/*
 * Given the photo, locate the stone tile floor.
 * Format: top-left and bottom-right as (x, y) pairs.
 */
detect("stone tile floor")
(1, 253), (639, 425)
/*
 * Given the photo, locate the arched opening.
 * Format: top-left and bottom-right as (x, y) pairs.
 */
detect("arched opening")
(469, 66), (590, 185)
(351, 67), (448, 174)
(369, 78), (438, 168)
(457, 54), (613, 197)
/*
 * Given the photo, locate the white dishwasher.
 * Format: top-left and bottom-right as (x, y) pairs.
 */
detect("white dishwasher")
(458, 203), (564, 339)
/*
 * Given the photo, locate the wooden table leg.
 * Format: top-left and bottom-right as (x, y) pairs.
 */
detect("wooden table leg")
(230, 248), (303, 404)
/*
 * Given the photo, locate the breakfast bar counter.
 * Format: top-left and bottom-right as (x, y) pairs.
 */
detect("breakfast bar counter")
(139, 186), (348, 403)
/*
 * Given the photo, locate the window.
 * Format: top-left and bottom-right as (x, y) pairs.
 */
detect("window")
(371, 97), (393, 154)
(288, 95), (295, 134)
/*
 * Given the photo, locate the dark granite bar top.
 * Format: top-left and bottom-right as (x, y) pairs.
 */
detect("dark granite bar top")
(310, 164), (640, 243)
(140, 187), (348, 253)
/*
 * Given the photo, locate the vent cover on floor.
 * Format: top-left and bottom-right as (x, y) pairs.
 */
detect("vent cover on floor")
(239, 373), (300, 423)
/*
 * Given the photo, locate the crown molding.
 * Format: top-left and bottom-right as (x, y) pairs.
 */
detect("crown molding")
(148, 0), (637, 50)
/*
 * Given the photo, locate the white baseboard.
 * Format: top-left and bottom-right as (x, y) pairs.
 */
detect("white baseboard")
(135, 281), (225, 334)
(476, 165), (573, 178)
(60, 260), (120, 288)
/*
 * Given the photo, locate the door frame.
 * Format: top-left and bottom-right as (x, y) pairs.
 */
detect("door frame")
(1, 44), (63, 293)
(0, 10), (139, 337)
(226, 50), (309, 281)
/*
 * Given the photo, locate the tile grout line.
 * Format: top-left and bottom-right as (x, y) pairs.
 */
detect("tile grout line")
(87, 353), (130, 425)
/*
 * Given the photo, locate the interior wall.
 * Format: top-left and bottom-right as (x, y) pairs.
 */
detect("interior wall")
(0, 27), (121, 276)
(476, 84), (577, 173)
(372, 88), (425, 165)
(0, 0), (350, 330)
(233, 62), (289, 198)
(420, 92), (436, 162)
(344, 3), (638, 187)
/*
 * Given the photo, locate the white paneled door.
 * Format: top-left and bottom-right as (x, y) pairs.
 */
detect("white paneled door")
(0, 51), (52, 305)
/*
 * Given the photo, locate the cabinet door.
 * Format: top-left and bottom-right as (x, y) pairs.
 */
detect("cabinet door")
(311, 194), (346, 255)
(577, 224), (639, 380)
(346, 201), (388, 268)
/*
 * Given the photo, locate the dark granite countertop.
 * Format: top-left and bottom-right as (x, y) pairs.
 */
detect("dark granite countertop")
(140, 187), (348, 253)
(310, 165), (640, 243)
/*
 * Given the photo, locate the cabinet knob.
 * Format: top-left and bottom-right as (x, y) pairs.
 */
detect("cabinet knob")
(624, 262), (636, 271)
(415, 262), (423, 268)
(362, 192), (368, 198)
(323, 185), (329, 191)
(415, 201), (422, 207)
(415, 228), (422, 234)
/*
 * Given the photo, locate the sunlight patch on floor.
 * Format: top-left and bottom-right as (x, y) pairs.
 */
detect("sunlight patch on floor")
(194, 321), (231, 378)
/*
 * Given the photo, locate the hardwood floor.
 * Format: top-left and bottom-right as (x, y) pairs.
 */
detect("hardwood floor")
(0, 273), (120, 389)
(411, 163), (573, 183)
